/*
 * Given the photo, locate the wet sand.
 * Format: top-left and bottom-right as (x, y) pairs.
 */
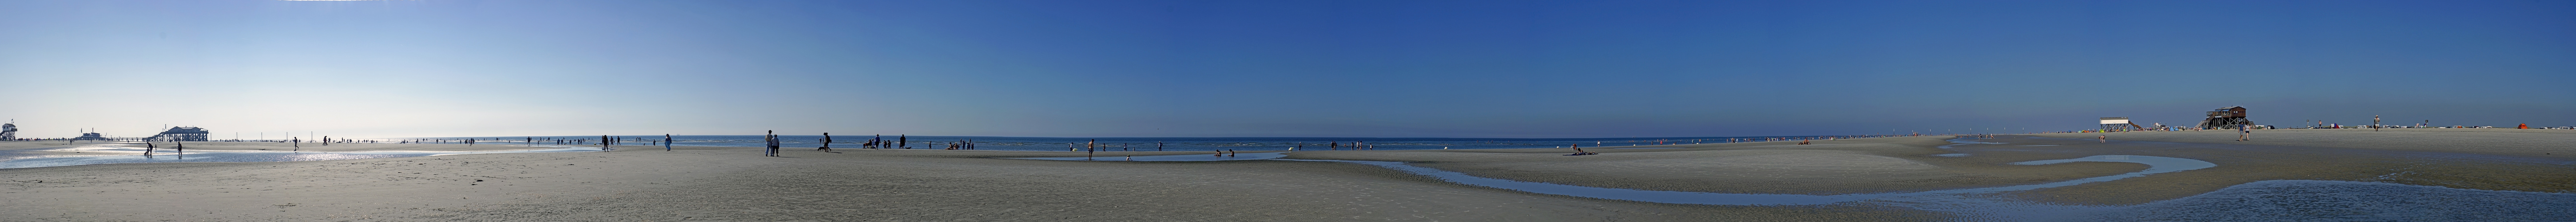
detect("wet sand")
(1283, 138), (2153, 195)
(0, 144), (1942, 221)
(3, 129), (2568, 220)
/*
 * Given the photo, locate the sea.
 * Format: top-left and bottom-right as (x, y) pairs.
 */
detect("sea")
(376, 135), (1880, 151)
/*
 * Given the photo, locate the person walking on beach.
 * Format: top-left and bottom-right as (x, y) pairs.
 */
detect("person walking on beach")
(819, 133), (833, 152)
(143, 143), (155, 156)
(2237, 123), (2251, 141)
(664, 134), (673, 151)
(898, 135), (908, 149)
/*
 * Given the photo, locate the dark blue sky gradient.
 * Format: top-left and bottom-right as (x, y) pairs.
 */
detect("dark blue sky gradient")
(1, 0), (2568, 138)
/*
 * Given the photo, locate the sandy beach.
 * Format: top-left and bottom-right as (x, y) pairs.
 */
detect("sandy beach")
(3, 129), (2570, 221)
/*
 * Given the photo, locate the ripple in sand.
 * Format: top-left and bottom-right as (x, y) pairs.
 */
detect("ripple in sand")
(1003, 152), (1287, 161)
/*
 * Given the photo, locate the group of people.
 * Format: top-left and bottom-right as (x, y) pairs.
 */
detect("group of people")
(757, 132), (939, 157)
(1565, 144), (1598, 155)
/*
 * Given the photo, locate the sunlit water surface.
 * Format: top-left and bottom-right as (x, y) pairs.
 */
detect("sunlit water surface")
(0, 144), (608, 169)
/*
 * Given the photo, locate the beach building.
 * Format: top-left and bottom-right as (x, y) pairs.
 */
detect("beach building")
(147, 127), (211, 142)
(2099, 117), (2144, 131)
(2195, 106), (2254, 129)
(72, 132), (107, 141)
(0, 123), (16, 140)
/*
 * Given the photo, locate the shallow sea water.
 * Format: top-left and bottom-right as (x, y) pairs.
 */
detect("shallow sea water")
(1002, 152), (1287, 161)
(0, 144), (610, 169)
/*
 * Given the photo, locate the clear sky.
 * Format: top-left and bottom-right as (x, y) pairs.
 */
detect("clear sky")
(2, 0), (2570, 139)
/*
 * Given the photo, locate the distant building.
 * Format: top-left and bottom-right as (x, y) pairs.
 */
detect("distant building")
(2099, 117), (2143, 131)
(2196, 106), (2254, 129)
(72, 132), (107, 141)
(0, 123), (16, 140)
(148, 127), (211, 142)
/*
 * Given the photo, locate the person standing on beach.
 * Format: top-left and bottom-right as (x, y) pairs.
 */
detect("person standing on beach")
(898, 135), (908, 149)
(143, 143), (155, 156)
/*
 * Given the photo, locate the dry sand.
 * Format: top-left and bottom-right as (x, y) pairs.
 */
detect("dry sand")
(3, 129), (2568, 221)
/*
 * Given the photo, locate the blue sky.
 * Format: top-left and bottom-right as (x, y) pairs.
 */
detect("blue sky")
(2, 0), (2570, 139)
